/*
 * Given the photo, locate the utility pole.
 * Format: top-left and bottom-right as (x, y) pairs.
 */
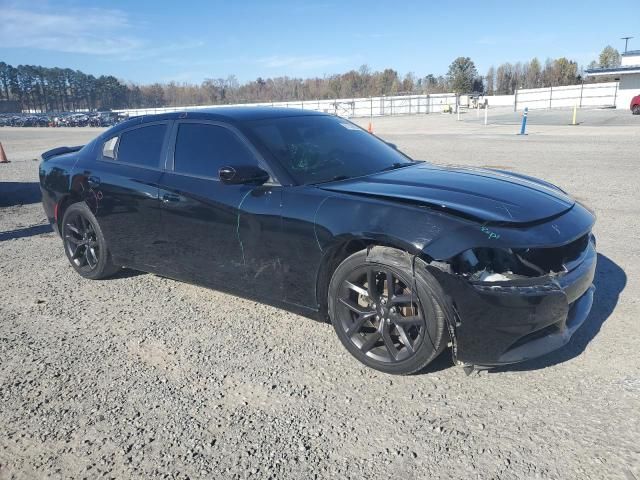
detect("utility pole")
(621, 36), (633, 53)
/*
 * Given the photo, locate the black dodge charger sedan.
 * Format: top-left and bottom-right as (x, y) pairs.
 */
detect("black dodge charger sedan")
(39, 108), (596, 374)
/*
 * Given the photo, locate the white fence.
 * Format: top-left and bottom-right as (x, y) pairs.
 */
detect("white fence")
(513, 82), (618, 111)
(114, 82), (623, 119)
(115, 93), (458, 118)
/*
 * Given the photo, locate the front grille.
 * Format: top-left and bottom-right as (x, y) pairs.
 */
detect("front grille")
(514, 233), (590, 273)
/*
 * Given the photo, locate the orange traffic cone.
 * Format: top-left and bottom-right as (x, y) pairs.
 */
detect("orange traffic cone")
(367, 122), (373, 133)
(0, 142), (8, 163)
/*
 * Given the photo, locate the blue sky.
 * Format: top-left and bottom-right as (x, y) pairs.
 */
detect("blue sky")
(0, 0), (637, 84)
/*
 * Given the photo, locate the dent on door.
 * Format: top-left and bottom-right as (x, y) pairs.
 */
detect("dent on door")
(237, 185), (285, 301)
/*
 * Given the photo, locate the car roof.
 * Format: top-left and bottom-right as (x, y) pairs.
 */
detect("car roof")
(101, 106), (333, 140)
(129, 106), (329, 124)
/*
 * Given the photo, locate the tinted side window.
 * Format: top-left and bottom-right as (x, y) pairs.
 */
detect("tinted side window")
(117, 124), (167, 168)
(174, 123), (257, 178)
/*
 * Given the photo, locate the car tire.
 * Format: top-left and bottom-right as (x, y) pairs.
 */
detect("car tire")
(328, 247), (449, 375)
(633, 105), (640, 115)
(61, 202), (120, 280)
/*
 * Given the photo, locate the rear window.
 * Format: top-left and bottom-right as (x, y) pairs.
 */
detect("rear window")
(116, 124), (167, 168)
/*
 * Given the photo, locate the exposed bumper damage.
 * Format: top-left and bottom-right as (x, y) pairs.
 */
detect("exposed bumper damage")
(422, 204), (597, 368)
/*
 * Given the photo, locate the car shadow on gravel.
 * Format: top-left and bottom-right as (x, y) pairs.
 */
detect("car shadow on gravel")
(0, 223), (52, 242)
(0, 182), (42, 207)
(489, 253), (625, 373)
(107, 268), (146, 279)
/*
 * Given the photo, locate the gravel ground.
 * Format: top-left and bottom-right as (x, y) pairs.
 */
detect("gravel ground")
(1, 114), (639, 479)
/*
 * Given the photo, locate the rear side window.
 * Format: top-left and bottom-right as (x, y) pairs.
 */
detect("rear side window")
(173, 123), (257, 178)
(116, 124), (167, 168)
(102, 137), (118, 159)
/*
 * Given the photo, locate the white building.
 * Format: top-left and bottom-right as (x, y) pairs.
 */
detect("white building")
(586, 50), (640, 110)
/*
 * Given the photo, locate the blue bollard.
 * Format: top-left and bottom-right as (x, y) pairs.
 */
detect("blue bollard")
(519, 107), (528, 135)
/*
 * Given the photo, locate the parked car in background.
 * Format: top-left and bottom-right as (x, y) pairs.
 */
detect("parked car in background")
(0, 112), (123, 128)
(38, 108), (597, 374)
(632, 94), (640, 115)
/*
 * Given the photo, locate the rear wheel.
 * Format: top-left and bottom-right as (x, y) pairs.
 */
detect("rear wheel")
(633, 105), (640, 115)
(61, 202), (119, 280)
(328, 248), (448, 374)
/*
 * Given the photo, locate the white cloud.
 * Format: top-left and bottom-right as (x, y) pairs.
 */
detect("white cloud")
(0, 6), (141, 55)
(0, 5), (204, 59)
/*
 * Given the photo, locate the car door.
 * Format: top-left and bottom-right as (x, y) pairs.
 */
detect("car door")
(157, 120), (284, 299)
(80, 121), (170, 270)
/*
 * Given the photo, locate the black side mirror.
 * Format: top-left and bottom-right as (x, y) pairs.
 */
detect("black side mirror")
(219, 165), (270, 185)
(386, 142), (398, 150)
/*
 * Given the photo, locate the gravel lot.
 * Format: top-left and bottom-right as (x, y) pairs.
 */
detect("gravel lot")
(1, 111), (639, 479)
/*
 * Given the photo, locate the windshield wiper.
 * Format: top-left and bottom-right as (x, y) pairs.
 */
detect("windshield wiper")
(310, 175), (352, 185)
(378, 161), (417, 173)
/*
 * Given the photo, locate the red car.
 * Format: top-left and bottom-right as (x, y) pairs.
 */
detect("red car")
(632, 94), (640, 115)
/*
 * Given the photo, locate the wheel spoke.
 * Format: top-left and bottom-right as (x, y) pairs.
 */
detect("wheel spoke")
(78, 215), (89, 233)
(346, 313), (373, 337)
(396, 325), (415, 354)
(71, 245), (83, 260)
(64, 234), (81, 245)
(339, 297), (373, 316)
(360, 332), (381, 353)
(84, 247), (93, 268)
(66, 224), (81, 236)
(345, 280), (369, 298)
(381, 324), (397, 360)
(88, 247), (99, 266)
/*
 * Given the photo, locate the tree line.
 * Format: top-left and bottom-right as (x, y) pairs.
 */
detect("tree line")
(0, 46), (619, 112)
(485, 45), (621, 95)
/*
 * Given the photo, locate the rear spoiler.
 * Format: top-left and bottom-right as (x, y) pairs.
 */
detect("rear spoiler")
(41, 145), (84, 161)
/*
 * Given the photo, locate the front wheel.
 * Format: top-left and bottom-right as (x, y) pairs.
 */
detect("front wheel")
(632, 105), (640, 115)
(328, 248), (449, 375)
(61, 202), (120, 280)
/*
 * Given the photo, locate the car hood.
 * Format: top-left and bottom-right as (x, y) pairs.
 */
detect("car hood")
(319, 163), (575, 224)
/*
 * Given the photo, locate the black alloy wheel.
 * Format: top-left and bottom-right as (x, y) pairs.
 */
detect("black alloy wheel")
(61, 202), (119, 279)
(64, 211), (100, 271)
(329, 248), (448, 375)
(337, 266), (426, 363)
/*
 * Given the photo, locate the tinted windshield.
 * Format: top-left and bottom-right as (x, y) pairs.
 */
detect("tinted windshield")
(242, 115), (414, 184)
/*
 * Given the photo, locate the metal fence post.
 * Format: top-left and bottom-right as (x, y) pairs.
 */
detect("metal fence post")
(579, 82), (584, 108)
(549, 86), (553, 109)
(514, 89), (518, 112)
(613, 81), (619, 107)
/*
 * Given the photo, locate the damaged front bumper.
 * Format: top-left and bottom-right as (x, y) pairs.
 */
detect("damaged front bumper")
(430, 236), (597, 367)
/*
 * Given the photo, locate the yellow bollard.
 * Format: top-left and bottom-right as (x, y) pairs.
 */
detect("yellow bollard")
(572, 105), (577, 125)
